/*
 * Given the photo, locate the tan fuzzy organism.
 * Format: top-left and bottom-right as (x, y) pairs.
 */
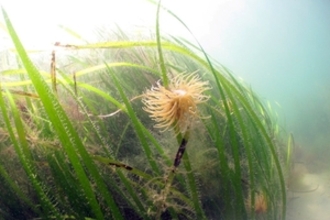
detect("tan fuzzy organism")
(254, 192), (267, 214)
(143, 72), (210, 133)
(246, 191), (268, 217)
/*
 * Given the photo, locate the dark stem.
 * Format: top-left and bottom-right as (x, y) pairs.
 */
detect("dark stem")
(173, 138), (188, 168)
(50, 50), (57, 94)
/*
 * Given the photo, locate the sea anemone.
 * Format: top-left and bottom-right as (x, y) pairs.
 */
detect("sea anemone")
(246, 190), (268, 217)
(143, 72), (210, 133)
(254, 192), (267, 214)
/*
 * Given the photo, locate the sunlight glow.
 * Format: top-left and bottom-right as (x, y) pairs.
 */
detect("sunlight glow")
(0, 0), (246, 51)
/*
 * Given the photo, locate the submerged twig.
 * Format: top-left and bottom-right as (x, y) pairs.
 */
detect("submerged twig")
(50, 50), (57, 94)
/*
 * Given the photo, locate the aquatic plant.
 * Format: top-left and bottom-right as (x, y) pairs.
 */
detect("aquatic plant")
(0, 1), (288, 219)
(246, 189), (268, 219)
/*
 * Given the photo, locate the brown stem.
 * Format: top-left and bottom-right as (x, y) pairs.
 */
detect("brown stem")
(173, 138), (188, 168)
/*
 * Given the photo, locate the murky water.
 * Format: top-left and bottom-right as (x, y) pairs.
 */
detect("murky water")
(1, 1), (330, 219)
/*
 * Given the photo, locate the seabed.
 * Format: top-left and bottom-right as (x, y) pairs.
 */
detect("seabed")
(287, 171), (330, 220)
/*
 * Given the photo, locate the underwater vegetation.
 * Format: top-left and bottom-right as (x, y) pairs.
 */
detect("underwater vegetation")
(0, 2), (290, 220)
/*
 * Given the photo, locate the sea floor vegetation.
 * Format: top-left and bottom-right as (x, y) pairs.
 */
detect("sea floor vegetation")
(0, 3), (289, 219)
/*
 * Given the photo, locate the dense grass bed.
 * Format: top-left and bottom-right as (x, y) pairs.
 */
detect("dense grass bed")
(0, 3), (290, 219)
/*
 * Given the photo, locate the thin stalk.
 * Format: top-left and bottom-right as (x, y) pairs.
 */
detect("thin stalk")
(155, 0), (169, 87)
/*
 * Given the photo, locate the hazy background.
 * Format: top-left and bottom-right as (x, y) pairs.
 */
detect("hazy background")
(1, 0), (330, 151)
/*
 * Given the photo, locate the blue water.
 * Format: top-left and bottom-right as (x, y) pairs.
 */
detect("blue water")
(187, 1), (330, 149)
